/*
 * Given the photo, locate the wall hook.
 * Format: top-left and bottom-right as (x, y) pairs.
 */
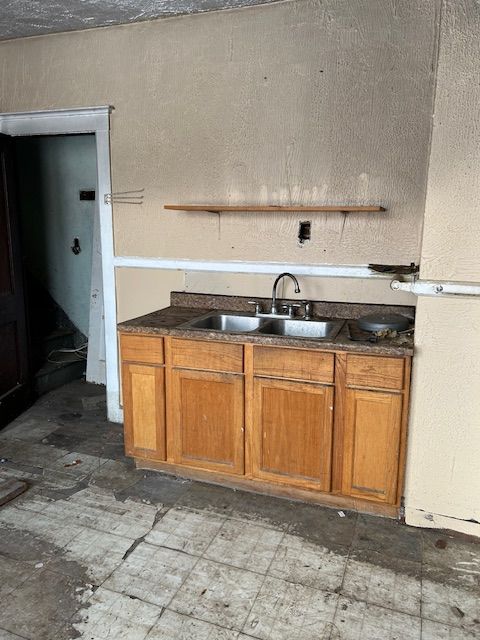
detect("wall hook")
(104, 188), (144, 205)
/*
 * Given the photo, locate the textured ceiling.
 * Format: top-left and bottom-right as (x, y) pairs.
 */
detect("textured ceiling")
(0, 0), (284, 41)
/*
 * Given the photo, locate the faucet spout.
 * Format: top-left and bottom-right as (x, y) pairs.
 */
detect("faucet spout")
(271, 272), (301, 314)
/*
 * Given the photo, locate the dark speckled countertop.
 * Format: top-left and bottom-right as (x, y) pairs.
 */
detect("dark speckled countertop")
(118, 292), (414, 357)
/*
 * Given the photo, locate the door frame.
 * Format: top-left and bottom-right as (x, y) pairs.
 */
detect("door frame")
(0, 107), (122, 423)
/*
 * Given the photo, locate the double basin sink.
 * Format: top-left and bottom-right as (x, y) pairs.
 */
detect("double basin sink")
(181, 311), (344, 341)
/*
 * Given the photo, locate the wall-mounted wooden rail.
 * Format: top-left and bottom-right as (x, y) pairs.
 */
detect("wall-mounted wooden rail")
(164, 204), (386, 213)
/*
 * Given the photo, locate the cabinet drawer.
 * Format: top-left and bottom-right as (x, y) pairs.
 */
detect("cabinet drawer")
(253, 346), (334, 383)
(120, 334), (164, 365)
(171, 338), (243, 373)
(346, 354), (404, 390)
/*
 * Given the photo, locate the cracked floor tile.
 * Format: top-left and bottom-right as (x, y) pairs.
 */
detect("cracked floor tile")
(204, 519), (284, 574)
(169, 558), (264, 631)
(333, 596), (421, 640)
(268, 533), (347, 592)
(73, 587), (162, 640)
(421, 620), (479, 639)
(103, 542), (198, 607)
(243, 575), (338, 640)
(63, 526), (135, 582)
(421, 579), (480, 629)
(342, 551), (421, 616)
(0, 630), (28, 639)
(145, 506), (226, 555)
(0, 505), (84, 548)
(146, 610), (240, 639)
(42, 486), (157, 539)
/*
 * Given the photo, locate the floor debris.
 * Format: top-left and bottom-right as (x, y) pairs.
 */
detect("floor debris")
(0, 380), (479, 640)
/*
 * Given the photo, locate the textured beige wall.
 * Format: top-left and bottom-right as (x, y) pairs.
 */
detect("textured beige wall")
(0, 0), (439, 315)
(405, 0), (480, 535)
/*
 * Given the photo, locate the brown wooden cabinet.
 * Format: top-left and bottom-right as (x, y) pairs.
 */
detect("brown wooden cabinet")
(170, 368), (245, 474)
(119, 331), (411, 516)
(121, 335), (166, 461)
(252, 377), (333, 491)
(341, 388), (403, 503)
(339, 353), (410, 505)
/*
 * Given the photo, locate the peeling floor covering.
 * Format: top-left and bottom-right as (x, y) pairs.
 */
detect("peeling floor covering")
(0, 381), (479, 640)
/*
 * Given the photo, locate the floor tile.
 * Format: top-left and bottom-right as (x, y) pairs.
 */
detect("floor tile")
(268, 533), (347, 592)
(42, 486), (156, 539)
(423, 530), (480, 589)
(73, 587), (162, 640)
(147, 610), (240, 639)
(0, 504), (84, 548)
(421, 620), (479, 639)
(228, 491), (298, 531)
(0, 630), (28, 640)
(103, 542), (198, 607)
(243, 575), (338, 639)
(353, 514), (423, 563)
(63, 526), (134, 582)
(1, 568), (91, 640)
(176, 482), (239, 516)
(342, 551), (421, 616)
(115, 471), (191, 506)
(170, 558), (264, 631)
(0, 555), (36, 599)
(421, 579), (480, 628)
(288, 502), (357, 548)
(48, 450), (107, 477)
(0, 416), (60, 442)
(0, 440), (68, 469)
(205, 519), (283, 574)
(145, 507), (225, 555)
(333, 596), (421, 640)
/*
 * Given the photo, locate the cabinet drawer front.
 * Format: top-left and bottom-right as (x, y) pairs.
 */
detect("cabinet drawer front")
(120, 334), (164, 365)
(171, 338), (243, 373)
(346, 354), (404, 390)
(253, 346), (334, 383)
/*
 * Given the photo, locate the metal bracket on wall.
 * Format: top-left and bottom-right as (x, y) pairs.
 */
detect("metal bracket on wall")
(391, 279), (480, 298)
(104, 188), (144, 205)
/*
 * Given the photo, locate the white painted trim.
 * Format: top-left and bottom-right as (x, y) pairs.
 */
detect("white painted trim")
(391, 278), (480, 298)
(0, 106), (122, 423)
(114, 256), (398, 279)
(405, 507), (480, 537)
(0, 107), (111, 136)
(86, 189), (106, 385)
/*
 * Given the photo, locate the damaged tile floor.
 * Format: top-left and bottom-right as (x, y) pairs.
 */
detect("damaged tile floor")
(1, 381), (479, 640)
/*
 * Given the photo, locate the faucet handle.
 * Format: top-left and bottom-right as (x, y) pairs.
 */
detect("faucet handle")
(283, 303), (301, 318)
(248, 300), (262, 315)
(301, 300), (313, 320)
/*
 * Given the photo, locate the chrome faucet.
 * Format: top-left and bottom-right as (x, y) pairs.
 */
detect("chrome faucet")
(271, 272), (301, 314)
(249, 272), (302, 319)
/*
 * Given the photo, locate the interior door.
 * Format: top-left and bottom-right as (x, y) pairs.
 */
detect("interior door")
(0, 133), (30, 427)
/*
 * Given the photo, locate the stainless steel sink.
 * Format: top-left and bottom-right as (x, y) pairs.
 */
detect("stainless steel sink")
(258, 318), (344, 340)
(181, 313), (269, 333)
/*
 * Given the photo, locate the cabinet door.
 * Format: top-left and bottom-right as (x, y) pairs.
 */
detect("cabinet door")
(171, 369), (244, 474)
(122, 363), (166, 460)
(342, 388), (402, 504)
(252, 378), (334, 491)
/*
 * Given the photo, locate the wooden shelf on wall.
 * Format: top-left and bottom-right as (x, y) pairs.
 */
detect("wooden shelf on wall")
(164, 204), (386, 213)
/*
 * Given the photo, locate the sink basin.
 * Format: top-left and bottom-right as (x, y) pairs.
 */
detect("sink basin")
(259, 318), (344, 340)
(182, 313), (268, 333)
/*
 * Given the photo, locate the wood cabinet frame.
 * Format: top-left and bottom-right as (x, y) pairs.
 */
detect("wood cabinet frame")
(120, 331), (412, 517)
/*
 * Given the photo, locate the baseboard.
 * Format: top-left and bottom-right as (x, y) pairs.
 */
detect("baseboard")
(405, 506), (480, 538)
